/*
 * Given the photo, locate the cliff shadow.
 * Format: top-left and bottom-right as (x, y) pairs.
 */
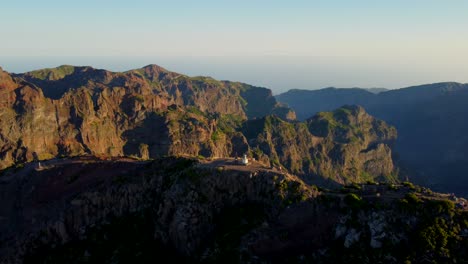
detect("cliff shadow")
(122, 112), (171, 159)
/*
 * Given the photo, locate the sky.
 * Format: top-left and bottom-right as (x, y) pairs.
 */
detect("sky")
(1, 0), (468, 94)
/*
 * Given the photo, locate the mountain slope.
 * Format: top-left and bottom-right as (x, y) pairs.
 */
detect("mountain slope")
(276, 82), (468, 196)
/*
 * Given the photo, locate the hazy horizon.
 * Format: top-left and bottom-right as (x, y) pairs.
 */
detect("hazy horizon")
(3, 55), (468, 94)
(2, 1), (468, 94)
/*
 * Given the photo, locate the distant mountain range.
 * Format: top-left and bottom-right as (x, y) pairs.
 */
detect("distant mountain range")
(364, 87), (389, 94)
(276, 82), (468, 196)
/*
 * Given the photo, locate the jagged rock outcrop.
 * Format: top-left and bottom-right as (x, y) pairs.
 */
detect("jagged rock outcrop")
(243, 105), (397, 184)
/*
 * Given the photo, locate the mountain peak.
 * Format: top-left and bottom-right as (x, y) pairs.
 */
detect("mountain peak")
(142, 64), (169, 71)
(141, 64), (170, 75)
(134, 64), (177, 81)
(0, 67), (16, 91)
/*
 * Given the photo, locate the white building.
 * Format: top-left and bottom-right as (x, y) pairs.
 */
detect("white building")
(241, 154), (249, 165)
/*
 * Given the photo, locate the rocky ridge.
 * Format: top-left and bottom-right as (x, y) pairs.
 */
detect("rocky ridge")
(0, 157), (466, 263)
(0, 65), (292, 168)
(0, 65), (395, 185)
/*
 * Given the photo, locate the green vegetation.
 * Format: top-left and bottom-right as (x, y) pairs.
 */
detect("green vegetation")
(263, 116), (296, 135)
(190, 76), (223, 87)
(340, 184), (363, 194)
(347, 183), (362, 191)
(251, 147), (264, 160)
(317, 112), (339, 127)
(412, 206), (465, 262)
(417, 217), (453, 258)
(133, 94), (145, 103)
(216, 114), (244, 133)
(211, 130), (223, 142)
(359, 171), (374, 182)
(398, 192), (422, 211)
(344, 193), (364, 209)
(131, 69), (147, 79)
(308, 112), (338, 138)
(385, 172), (400, 183)
(405, 192), (421, 204)
(27, 65), (76, 80)
(14, 163), (25, 171)
(308, 106), (382, 147)
(403, 181), (416, 190)
(310, 185), (319, 192)
(270, 157), (281, 166)
(237, 96), (248, 108)
(277, 180), (309, 206)
(388, 184), (399, 191)
(427, 199), (455, 215)
(286, 181), (309, 204)
(186, 106), (205, 117)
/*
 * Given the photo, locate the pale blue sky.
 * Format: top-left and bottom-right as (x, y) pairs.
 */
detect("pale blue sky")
(1, 1), (468, 93)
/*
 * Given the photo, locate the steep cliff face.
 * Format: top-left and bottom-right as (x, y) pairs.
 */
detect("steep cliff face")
(243, 106), (397, 184)
(17, 64), (292, 120)
(0, 65), (291, 169)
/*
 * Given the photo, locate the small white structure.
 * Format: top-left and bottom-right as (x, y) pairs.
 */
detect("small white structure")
(241, 154), (249, 165)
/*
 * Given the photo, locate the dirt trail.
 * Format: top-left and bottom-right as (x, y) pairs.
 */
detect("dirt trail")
(199, 157), (284, 174)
